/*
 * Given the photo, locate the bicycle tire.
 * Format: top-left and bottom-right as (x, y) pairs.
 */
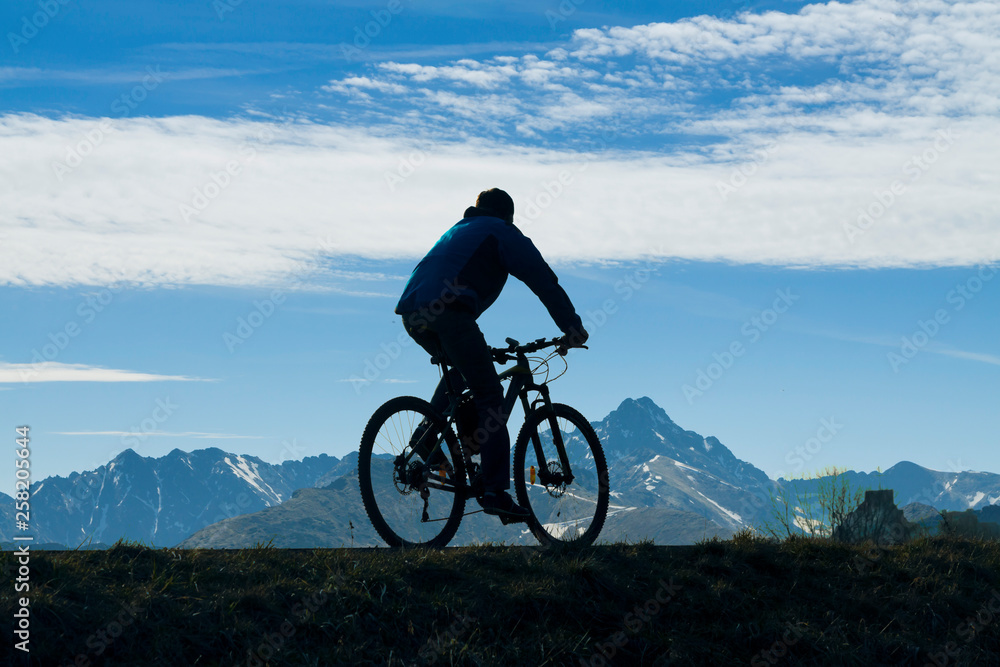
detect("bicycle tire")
(359, 396), (467, 548)
(512, 403), (609, 547)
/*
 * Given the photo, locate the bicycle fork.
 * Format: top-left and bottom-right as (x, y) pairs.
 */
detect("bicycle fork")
(521, 384), (575, 489)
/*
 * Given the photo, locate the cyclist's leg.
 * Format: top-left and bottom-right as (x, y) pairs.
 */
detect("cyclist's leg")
(428, 367), (466, 414)
(402, 314), (466, 414)
(426, 310), (509, 492)
(400, 314), (456, 463)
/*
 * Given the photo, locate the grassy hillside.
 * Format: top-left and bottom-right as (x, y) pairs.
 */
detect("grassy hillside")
(4, 536), (1000, 665)
(178, 478), (732, 548)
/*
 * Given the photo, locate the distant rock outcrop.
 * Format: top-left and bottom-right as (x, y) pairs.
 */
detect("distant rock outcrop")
(939, 510), (1000, 539)
(833, 490), (912, 545)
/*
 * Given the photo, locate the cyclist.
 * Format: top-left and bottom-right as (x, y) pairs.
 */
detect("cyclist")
(395, 188), (588, 523)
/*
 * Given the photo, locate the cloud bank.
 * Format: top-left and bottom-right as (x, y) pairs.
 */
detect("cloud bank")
(0, 361), (211, 383)
(1, 0), (997, 289)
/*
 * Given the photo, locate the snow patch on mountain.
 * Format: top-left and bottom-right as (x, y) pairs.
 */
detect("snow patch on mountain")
(694, 490), (742, 523)
(224, 456), (282, 502)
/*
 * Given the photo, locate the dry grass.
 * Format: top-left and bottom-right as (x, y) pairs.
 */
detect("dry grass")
(3, 535), (1000, 665)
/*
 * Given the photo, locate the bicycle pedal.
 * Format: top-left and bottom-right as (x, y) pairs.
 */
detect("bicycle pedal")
(499, 514), (528, 526)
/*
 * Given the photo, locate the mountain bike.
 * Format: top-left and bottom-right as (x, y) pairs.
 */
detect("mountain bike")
(358, 336), (609, 548)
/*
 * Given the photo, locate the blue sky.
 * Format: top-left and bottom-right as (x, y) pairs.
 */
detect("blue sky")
(1, 0), (998, 496)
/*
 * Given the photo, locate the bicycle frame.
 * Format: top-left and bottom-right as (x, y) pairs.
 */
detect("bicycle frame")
(426, 339), (576, 495)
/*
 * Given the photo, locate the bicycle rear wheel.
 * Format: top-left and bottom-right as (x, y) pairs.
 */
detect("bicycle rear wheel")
(513, 403), (609, 547)
(359, 396), (467, 548)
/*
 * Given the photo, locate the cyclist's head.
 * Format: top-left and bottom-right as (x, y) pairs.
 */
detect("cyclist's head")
(475, 188), (515, 223)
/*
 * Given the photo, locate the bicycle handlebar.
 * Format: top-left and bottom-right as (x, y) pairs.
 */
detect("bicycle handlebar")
(491, 336), (587, 363)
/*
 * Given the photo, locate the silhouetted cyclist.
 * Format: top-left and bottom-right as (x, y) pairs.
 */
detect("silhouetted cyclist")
(395, 188), (588, 523)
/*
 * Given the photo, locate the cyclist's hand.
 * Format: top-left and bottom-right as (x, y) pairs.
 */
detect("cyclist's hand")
(559, 327), (589, 352)
(492, 349), (512, 365)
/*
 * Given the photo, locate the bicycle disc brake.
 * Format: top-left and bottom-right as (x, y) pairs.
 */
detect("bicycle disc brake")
(393, 457), (425, 495)
(541, 460), (567, 497)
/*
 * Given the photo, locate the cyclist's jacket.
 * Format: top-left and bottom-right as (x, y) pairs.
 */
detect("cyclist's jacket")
(395, 207), (583, 335)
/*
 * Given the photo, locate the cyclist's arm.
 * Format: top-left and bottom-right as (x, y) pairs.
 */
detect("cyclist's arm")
(498, 225), (584, 337)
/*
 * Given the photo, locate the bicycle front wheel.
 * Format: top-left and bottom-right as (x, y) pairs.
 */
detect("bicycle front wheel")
(512, 403), (609, 547)
(359, 396), (467, 548)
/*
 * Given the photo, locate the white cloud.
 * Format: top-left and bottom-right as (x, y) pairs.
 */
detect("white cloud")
(380, 61), (517, 88)
(320, 0), (1000, 138)
(0, 111), (998, 289)
(929, 348), (1000, 367)
(322, 76), (409, 96)
(0, 66), (274, 87)
(0, 362), (212, 383)
(51, 430), (266, 438)
(418, 89), (522, 119)
(2, 2), (999, 287)
(792, 327), (1000, 368)
(564, 0), (1000, 117)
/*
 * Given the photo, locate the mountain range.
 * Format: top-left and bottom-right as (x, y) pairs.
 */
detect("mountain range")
(0, 447), (348, 546)
(779, 462), (1000, 512)
(5, 397), (1000, 548)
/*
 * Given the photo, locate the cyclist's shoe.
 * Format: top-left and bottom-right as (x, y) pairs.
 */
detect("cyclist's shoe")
(478, 490), (530, 525)
(467, 468), (484, 498)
